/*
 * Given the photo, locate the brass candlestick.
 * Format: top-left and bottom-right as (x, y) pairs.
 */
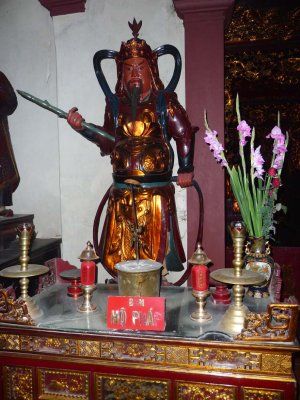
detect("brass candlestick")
(210, 221), (265, 335)
(78, 284), (97, 313)
(0, 223), (49, 319)
(190, 290), (212, 322)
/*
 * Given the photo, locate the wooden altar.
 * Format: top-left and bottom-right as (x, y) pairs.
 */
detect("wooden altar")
(0, 284), (299, 399)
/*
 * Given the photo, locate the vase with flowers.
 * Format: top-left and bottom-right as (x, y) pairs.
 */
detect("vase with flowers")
(204, 95), (288, 298)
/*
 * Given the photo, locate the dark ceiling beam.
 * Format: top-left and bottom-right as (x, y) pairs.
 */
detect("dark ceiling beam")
(39, 0), (86, 17)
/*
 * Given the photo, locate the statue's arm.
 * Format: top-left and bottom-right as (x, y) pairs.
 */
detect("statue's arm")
(67, 100), (115, 156)
(167, 94), (198, 186)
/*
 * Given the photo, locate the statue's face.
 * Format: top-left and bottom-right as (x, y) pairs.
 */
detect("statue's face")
(123, 57), (152, 101)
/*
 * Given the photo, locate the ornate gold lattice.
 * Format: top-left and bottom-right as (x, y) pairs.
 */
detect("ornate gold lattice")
(242, 386), (284, 400)
(37, 368), (89, 400)
(95, 374), (169, 400)
(0, 332), (296, 378)
(0, 288), (35, 325)
(3, 366), (33, 400)
(235, 303), (299, 342)
(177, 381), (237, 400)
(224, 0), (300, 246)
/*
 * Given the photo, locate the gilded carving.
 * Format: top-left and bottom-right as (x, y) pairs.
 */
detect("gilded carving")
(226, 50), (300, 86)
(0, 333), (294, 377)
(38, 368), (89, 400)
(225, 5), (300, 42)
(224, 47), (300, 158)
(224, 2), (300, 245)
(79, 339), (100, 358)
(166, 346), (189, 365)
(236, 304), (299, 342)
(242, 387), (283, 400)
(31, 337), (79, 355)
(101, 341), (166, 362)
(177, 381), (237, 400)
(261, 354), (291, 375)
(189, 348), (261, 371)
(95, 374), (169, 400)
(0, 288), (35, 326)
(0, 333), (20, 350)
(3, 366), (33, 400)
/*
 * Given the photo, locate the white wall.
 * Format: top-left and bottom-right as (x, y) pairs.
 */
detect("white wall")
(0, 0), (61, 239)
(0, 0), (186, 283)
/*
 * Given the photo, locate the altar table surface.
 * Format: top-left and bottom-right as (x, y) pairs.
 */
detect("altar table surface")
(0, 284), (299, 399)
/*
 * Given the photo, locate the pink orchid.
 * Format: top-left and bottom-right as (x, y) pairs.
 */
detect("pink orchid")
(237, 120), (251, 146)
(204, 129), (218, 144)
(204, 97), (288, 239)
(251, 145), (265, 179)
(204, 129), (227, 166)
(273, 153), (284, 170)
(267, 127), (286, 149)
(266, 126), (287, 169)
(273, 132), (287, 152)
(267, 126), (283, 140)
(273, 143), (287, 155)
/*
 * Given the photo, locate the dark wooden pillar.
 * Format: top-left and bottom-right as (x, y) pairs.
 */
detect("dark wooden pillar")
(173, 0), (234, 270)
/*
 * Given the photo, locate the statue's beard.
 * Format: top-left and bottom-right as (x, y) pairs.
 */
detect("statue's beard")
(127, 82), (142, 122)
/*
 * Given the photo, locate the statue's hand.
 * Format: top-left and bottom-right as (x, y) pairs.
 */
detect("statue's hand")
(67, 107), (85, 131)
(176, 172), (194, 188)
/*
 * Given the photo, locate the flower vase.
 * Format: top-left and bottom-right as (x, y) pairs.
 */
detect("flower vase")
(244, 237), (274, 298)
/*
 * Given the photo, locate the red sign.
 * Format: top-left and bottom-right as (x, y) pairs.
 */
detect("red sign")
(107, 296), (165, 331)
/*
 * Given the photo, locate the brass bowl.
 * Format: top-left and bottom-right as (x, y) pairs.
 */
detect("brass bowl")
(115, 260), (162, 297)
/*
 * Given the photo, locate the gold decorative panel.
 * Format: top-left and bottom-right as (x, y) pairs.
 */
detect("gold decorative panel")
(224, 1), (300, 246)
(242, 387), (283, 400)
(100, 341), (166, 362)
(225, 4), (300, 42)
(79, 339), (101, 358)
(0, 333), (295, 377)
(261, 353), (291, 375)
(95, 374), (169, 400)
(177, 381), (237, 399)
(38, 368), (90, 399)
(3, 365), (33, 400)
(166, 345), (189, 365)
(0, 334), (20, 351)
(0, 288), (35, 325)
(189, 347), (261, 371)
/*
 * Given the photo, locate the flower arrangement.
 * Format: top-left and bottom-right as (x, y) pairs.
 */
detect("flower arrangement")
(204, 95), (289, 239)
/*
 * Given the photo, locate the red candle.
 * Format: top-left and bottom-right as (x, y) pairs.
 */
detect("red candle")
(80, 261), (96, 285)
(191, 265), (209, 291)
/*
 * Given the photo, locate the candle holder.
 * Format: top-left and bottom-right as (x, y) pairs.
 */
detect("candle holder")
(190, 290), (212, 322)
(60, 269), (83, 298)
(78, 284), (97, 313)
(210, 221), (265, 335)
(211, 285), (231, 305)
(188, 242), (212, 266)
(0, 223), (49, 320)
(79, 241), (98, 285)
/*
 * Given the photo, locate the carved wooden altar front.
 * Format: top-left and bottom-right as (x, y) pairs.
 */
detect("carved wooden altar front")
(0, 284), (298, 399)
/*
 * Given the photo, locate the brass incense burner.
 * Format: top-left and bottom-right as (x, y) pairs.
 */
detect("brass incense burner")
(210, 221), (265, 335)
(115, 260), (162, 297)
(0, 223), (49, 319)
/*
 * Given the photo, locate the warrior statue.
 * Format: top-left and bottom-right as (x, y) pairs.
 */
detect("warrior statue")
(0, 72), (20, 217)
(66, 20), (197, 280)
